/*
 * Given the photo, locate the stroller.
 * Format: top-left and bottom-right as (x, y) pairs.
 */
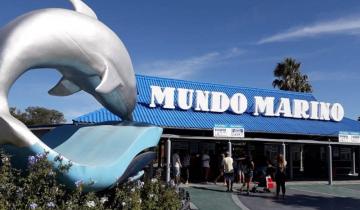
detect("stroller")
(251, 166), (274, 193)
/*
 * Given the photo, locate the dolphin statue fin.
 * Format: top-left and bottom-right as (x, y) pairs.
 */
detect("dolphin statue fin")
(48, 77), (81, 96)
(94, 56), (123, 94)
(69, 0), (98, 19)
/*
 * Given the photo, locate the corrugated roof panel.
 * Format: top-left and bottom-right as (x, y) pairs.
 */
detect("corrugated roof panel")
(73, 75), (360, 137)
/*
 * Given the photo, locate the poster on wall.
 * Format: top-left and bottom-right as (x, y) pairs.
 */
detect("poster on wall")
(213, 124), (245, 138)
(339, 131), (360, 143)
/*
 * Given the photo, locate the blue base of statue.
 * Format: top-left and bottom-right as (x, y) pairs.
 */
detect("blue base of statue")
(4, 122), (162, 192)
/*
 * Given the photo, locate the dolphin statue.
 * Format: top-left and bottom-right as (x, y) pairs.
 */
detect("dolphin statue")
(0, 0), (136, 147)
(0, 0), (163, 191)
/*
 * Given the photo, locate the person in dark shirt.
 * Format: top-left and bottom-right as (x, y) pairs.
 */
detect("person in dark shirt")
(275, 154), (287, 199)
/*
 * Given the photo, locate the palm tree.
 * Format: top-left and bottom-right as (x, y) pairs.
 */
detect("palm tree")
(272, 58), (313, 93)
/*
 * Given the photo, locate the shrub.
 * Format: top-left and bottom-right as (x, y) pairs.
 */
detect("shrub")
(0, 149), (183, 210)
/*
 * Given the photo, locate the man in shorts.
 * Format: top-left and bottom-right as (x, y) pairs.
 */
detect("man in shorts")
(222, 152), (234, 192)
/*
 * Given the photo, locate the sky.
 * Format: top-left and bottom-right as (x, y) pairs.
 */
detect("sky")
(1, 0), (360, 121)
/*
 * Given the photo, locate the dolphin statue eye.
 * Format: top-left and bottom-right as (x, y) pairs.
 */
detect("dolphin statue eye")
(0, 0), (162, 191)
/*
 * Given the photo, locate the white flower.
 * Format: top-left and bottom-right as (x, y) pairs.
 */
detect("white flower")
(29, 203), (38, 209)
(46, 202), (55, 208)
(75, 180), (83, 188)
(139, 199), (142, 204)
(1, 157), (9, 163)
(130, 188), (135, 192)
(100, 197), (108, 204)
(136, 180), (145, 189)
(170, 180), (176, 187)
(149, 193), (154, 198)
(86, 200), (96, 208)
(151, 178), (158, 183)
(121, 202), (126, 206)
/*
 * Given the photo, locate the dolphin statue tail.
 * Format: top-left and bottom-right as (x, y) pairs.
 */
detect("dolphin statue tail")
(69, 0), (97, 19)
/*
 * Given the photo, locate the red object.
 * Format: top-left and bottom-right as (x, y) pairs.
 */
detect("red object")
(266, 176), (274, 189)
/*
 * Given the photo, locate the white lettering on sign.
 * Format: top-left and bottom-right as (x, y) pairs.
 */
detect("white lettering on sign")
(319, 102), (331, 121)
(177, 88), (194, 110)
(330, 103), (344, 122)
(275, 98), (292, 117)
(293, 99), (310, 119)
(253, 96), (275, 117)
(230, 93), (248, 114)
(309, 101), (319, 120)
(148, 85), (345, 122)
(149, 86), (175, 109)
(194, 90), (210, 111)
(210, 92), (230, 112)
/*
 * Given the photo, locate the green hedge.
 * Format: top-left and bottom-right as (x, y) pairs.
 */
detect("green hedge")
(0, 149), (182, 210)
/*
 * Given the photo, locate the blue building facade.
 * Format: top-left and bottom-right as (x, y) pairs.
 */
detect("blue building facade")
(75, 75), (360, 181)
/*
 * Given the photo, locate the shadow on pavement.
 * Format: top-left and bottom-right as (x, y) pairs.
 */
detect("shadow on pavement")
(238, 192), (360, 210)
(192, 186), (228, 193)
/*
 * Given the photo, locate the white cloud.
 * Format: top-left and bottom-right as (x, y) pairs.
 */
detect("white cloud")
(258, 16), (360, 44)
(137, 47), (245, 79)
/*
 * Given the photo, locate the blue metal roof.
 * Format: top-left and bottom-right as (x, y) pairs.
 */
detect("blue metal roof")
(73, 75), (360, 137)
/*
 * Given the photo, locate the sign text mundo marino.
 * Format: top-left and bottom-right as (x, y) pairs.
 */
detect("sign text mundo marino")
(148, 86), (344, 122)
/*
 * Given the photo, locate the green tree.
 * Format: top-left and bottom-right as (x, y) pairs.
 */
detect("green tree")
(9, 107), (27, 123)
(10, 106), (65, 126)
(272, 58), (313, 93)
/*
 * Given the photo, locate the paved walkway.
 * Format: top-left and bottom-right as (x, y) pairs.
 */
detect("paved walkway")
(184, 181), (360, 210)
(185, 184), (241, 210)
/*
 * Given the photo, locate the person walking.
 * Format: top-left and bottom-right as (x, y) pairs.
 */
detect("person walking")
(201, 150), (211, 183)
(241, 156), (254, 195)
(223, 152), (234, 192)
(275, 154), (287, 199)
(239, 159), (245, 184)
(235, 158), (245, 184)
(213, 153), (226, 185)
(182, 152), (191, 185)
(172, 150), (182, 185)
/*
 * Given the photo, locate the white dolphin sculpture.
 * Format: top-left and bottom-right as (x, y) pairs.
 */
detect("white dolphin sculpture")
(0, 0), (136, 147)
(0, 0), (162, 191)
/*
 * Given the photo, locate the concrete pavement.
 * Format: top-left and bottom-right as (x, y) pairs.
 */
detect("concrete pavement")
(183, 181), (360, 210)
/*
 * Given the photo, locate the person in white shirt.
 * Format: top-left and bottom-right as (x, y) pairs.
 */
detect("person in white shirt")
(172, 151), (182, 184)
(201, 150), (211, 183)
(222, 152), (234, 192)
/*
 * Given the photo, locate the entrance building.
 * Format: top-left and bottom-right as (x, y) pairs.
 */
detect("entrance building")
(74, 75), (360, 184)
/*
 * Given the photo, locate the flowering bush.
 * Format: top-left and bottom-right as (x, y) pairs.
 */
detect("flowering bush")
(0, 149), (183, 210)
